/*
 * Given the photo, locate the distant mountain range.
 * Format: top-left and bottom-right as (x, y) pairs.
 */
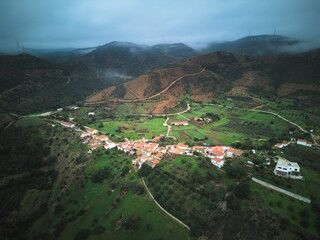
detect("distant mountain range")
(74, 41), (198, 76)
(202, 35), (302, 56)
(24, 47), (97, 64)
(0, 35), (319, 114)
(21, 35), (315, 73)
(87, 49), (320, 114)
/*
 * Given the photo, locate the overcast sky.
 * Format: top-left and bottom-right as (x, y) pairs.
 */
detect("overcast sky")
(0, 0), (319, 52)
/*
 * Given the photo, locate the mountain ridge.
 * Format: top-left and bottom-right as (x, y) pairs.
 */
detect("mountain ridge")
(202, 34), (303, 56)
(86, 50), (320, 114)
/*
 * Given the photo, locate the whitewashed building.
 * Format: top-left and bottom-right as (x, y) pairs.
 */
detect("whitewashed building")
(274, 157), (303, 179)
(60, 121), (75, 128)
(297, 139), (313, 147)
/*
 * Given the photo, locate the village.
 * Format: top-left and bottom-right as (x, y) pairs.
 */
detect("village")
(58, 115), (316, 181)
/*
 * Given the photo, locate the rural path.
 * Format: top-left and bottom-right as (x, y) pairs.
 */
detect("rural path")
(86, 67), (206, 105)
(205, 103), (318, 146)
(125, 85), (141, 99)
(141, 178), (191, 231)
(163, 117), (169, 126)
(2, 119), (15, 131)
(29, 111), (57, 117)
(250, 109), (319, 146)
(166, 125), (172, 138)
(127, 103), (191, 118)
(166, 103), (191, 116)
(85, 68), (206, 105)
(163, 117), (172, 137)
(251, 104), (264, 110)
(0, 83), (24, 96)
(252, 177), (311, 204)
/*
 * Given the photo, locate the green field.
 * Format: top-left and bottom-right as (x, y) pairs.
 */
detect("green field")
(86, 103), (313, 147)
(31, 149), (189, 240)
(90, 117), (167, 140)
(14, 116), (46, 127)
(251, 182), (318, 237)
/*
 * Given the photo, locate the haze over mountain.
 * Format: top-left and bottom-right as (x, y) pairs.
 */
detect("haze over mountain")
(203, 35), (303, 56)
(1, 0), (320, 52)
(87, 49), (320, 114)
(0, 41), (198, 114)
(1, 35), (320, 115)
(74, 41), (198, 76)
(0, 53), (117, 114)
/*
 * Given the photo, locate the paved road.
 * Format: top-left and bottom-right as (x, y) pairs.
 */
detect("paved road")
(141, 178), (191, 231)
(252, 177), (311, 204)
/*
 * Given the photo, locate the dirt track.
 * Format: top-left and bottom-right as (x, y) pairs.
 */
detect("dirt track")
(86, 67), (206, 105)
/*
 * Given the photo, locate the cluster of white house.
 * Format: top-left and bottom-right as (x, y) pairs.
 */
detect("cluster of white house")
(273, 138), (314, 149)
(58, 121), (243, 170)
(59, 120), (307, 181)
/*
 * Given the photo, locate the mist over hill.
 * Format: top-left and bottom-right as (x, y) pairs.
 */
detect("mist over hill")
(1, 35), (320, 115)
(73, 41), (198, 77)
(87, 49), (320, 114)
(201, 35), (310, 56)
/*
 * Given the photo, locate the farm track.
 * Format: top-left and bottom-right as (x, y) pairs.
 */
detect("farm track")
(206, 103), (319, 146)
(141, 178), (191, 231)
(252, 177), (311, 203)
(85, 68), (206, 105)
(250, 109), (319, 146)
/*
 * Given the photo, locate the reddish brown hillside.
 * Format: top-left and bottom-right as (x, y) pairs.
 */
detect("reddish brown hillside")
(86, 51), (320, 113)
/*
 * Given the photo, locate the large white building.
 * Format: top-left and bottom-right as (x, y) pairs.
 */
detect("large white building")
(297, 139), (313, 147)
(274, 157), (303, 180)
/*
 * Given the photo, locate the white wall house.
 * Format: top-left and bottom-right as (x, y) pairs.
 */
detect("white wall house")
(273, 142), (289, 149)
(60, 121), (75, 128)
(274, 157), (303, 180)
(297, 139), (312, 147)
(211, 158), (224, 168)
(104, 142), (116, 150)
(171, 122), (189, 126)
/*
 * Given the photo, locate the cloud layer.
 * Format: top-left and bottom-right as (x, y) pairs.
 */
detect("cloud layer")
(1, 0), (319, 51)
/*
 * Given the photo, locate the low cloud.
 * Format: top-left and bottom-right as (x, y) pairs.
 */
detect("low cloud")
(0, 0), (319, 52)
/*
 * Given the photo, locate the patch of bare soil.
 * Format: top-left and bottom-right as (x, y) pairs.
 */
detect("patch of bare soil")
(150, 97), (178, 114)
(226, 86), (250, 97)
(86, 86), (116, 103)
(157, 67), (186, 87)
(167, 81), (186, 97)
(124, 75), (150, 99)
(191, 92), (215, 102)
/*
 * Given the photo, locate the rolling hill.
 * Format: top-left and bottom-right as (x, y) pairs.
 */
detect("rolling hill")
(87, 49), (320, 114)
(0, 54), (118, 114)
(202, 35), (301, 56)
(25, 47), (97, 64)
(74, 41), (198, 77)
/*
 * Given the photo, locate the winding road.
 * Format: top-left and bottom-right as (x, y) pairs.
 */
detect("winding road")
(250, 109), (319, 146)
(205, 103), (318, 146)
(86, 67), (206, 105)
